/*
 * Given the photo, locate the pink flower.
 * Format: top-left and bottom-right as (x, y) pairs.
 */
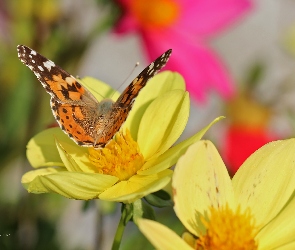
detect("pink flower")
(115, 0), (252, 102)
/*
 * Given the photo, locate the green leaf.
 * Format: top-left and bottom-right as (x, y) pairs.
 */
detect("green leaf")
(144, 191), (173, 208)
(152, 190), (171, 200)
(121, 203), (134, 225)
(133, 199), (156, 225)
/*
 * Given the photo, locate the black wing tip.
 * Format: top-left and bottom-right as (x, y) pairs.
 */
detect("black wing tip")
(165, 49), (172, 56)
(17, 45), (23, 55)
(17, 44), (30, 49)
(17, 45), (33, 56)
(17, 44), (26, 53)
(161, 49), (172, 62)
(17, 45), (29, 59)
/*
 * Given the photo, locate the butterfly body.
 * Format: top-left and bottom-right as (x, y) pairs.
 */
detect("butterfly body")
(17, 45), (171, 148)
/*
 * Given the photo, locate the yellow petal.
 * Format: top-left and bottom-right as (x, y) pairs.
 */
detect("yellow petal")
(232, 139), (295, 227)
(138, 90), (188, 160)
(99, 169), (172, 203)
(26, 128), (70, 168)
(257, 194), (295, 249)
(138, 219), (192, 250)
(79, 76), (120, 101)
(151, 91), (190, 160)
(173, 141), (235, 236)
(273, 242), (295, 250)
(124, 71), (186, 141)
(138, 117), (224, 175)
(22, 167), (66, 188)
(23, 171), (118, 200)
(55, 139), (84, 172)
(56, 139), (97, 173)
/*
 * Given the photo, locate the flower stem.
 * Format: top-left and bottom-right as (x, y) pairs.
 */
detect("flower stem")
(111, 214), (126, 250)
(111, 203), (133, 250)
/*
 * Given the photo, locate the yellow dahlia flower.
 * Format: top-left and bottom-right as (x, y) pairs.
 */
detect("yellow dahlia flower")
(139, 139), (295, 249)
(22, 72), (221, 203)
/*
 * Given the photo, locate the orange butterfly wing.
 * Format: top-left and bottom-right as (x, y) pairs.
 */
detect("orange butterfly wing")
(18, 45), (172, 148)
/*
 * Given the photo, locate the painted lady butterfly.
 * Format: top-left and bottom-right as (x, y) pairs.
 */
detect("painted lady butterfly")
(17, 45), (171, 148)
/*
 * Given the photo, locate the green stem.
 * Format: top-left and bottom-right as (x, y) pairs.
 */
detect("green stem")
(111, 203), (134, 250)
(111, 207), (127, 250)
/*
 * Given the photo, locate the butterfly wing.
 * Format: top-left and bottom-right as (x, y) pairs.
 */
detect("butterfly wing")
(50, 98), (100, 146)
(115, 49), (172, 108)
(92, 49), (172, 147)
(17, 45), (100, 146)
(17, 45), (172, 148)
(17, 45), (98, 104)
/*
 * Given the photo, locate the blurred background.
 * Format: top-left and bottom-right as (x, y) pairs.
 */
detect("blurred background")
(1, 0), (295, 249)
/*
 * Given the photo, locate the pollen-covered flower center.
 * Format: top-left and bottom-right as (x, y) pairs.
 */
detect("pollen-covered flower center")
(196, 205), (258, 250)
(88, 130), (144, 181)
(130, 0), (180, 29)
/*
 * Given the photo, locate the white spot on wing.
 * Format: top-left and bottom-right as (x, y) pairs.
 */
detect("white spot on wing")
(43, 60), (55, 71)
(32, 60), (35, 63)
(31, 50), (37, 55)
(147, 62), (154, 75)
(38, 66), (44, 71)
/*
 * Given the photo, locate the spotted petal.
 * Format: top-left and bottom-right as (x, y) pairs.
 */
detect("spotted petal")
(232, 139), (295, 228)
(173, 141), (235, 236)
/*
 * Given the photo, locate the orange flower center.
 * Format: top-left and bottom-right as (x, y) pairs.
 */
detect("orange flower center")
(195, 205), (258, 250)
(88, 129), (144, 181)
(130, 0), (180, 30)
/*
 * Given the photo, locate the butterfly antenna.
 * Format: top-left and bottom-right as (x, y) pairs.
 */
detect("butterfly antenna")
(110, 62), (140, 99)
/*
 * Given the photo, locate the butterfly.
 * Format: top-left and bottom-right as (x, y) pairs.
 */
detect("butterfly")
(17, 45), (172, 148)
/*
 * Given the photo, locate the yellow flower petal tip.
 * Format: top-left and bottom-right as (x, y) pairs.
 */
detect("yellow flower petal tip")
(89, 129), (144, 180)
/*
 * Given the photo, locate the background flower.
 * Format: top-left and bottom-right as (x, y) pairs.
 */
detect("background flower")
(222, 92), (278, 174)
(115, 0), (252, 102)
